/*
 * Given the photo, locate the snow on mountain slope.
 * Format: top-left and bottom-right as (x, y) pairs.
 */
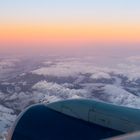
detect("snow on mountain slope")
(32, 81), (87, 102)
(0, 105), (16, 140)
(101, 84), (140, 108)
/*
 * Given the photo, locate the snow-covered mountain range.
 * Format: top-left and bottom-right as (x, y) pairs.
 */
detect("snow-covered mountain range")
(1, 55), (140, 139)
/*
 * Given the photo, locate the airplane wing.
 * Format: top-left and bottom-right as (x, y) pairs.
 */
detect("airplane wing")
(8, 99), (140, 140)
(106, 131), (140, 140)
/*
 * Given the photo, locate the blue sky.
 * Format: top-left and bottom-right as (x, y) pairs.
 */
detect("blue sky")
(0, 0), (140, 24)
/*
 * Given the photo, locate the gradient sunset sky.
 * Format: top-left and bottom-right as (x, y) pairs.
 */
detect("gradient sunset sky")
(0, 0), (140, 52)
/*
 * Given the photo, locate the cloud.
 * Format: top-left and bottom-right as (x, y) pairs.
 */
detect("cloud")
(32, 60), (112, 79)
(115, 64), (140, 81)
(31, 57), (140, 82)
(0, 58), (21, 80)
(126, 56), (140, 63)
(0, 58), (20, 69)
(32, 61), (87, 77)
(90, 72), (111, 79)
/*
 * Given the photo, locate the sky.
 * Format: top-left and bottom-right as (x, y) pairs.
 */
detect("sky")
(0, 0), (140, 52)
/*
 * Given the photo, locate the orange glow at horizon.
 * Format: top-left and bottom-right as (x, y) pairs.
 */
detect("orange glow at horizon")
(0, 23), (140, 47)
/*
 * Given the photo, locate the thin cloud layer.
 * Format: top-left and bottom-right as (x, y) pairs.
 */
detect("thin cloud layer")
(32, 57), (140, 81)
